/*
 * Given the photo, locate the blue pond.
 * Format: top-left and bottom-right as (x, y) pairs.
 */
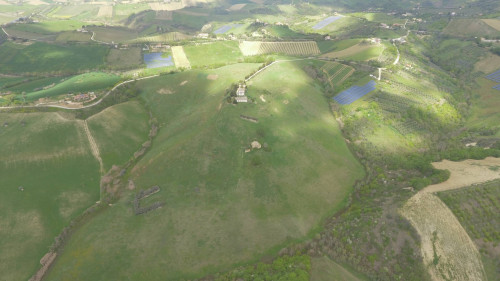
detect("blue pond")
(144, 53), (174, 69)
(312, 16), (342, 30)
(214, 24), (243, 34)
(333, 80), (376, 105)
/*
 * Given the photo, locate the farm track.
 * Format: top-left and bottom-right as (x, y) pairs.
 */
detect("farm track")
(0, 75), (159, 111)
(82, 120), (104, 174)
(1, 27), (10, 37)
(401, 158), (500, 281)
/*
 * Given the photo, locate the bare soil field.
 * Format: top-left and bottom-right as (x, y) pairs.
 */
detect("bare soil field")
(175, 10), (209, 16)
(149, 2), (184, 11)
(171, 45), (191, 69)
(474, 53), (500, 73)
(401, 157), (500, 281)
(227, 3), (246, 11)
(482, 19), (500, 31)
(97, 6), (113, 18)
(425, 157), (500, 193)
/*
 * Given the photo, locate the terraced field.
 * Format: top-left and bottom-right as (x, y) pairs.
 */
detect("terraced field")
(320, 61), (355, 87)
(239, 41), (321, 56)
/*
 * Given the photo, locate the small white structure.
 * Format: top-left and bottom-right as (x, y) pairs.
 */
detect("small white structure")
(251, 141), (261, 149)
(236, 84), (246, 96)
(235, 83), (248, 103)
(235, 96), (248, 103)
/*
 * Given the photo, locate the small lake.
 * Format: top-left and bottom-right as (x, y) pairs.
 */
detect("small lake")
(144, 53), (174, 69)
(312, 16), (342, 30)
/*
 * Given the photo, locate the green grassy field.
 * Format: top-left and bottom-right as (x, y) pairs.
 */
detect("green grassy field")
(0, 112), (100, 281)
(310, 256), (368, 281)
(87, 101), (150, 171)
(23, 72), (120, 101)
(88, 26), (138, 43)
(6, 20), (88, 35)
(183, 41), (243, 68)
(0, 42), (109, 74)
(467, 77), (500, 137)
(45, 61), (364, 280)
(56, 31), (92, 42)
(317, 39), (362, 53)
(351, 12), (406, 24)
(4, 76), (66, 93)
(106, 48), (143, 70)
(443, 19), (500, 37)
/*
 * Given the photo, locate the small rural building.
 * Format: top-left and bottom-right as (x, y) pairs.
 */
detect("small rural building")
(235, 96), (248, 103)
(236, 84), (246, 96)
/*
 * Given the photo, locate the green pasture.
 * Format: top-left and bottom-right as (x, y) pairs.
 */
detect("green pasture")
(23, 72), (120, 101)
(442, 19), (500, 37)
(0, 42), (109, 74)
(351, 12), (405, 24)
(106, 48), (143, 70)
(310, 256), (368, 281)
(56, 31), (92, 42)
(467, 78), (500, 137)
(345, 44), (385, 61)
(4, 76), (66, 93)
(88, 26), (138, 43)
(6, 20), (87, 35)
(50, 4), (98, 20)
(301, 16), (362, 35)
(87, 101), (150, 171)
(317, 39), (362, 53)
(183, 41), (243, 68)
(46, 61), (364, 280)
(0, 112), (100, 281)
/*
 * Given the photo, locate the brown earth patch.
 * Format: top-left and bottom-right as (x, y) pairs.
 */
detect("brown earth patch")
(207, 74), (219, 80)
(400, 157), (500, 281)
(157, 88), (174, 95)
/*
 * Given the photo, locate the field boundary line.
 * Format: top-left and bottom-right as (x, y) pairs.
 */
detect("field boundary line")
(83, 120), (104, 174)
(1, 27), (10, 37)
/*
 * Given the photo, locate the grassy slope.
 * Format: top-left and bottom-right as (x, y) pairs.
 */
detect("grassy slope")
(24, 72), (120, 101)
(317, 39), (361, 53)
(442, 19), (500, 37)
(87, 101), (150, 171)
(467, 78), (500, 137)
(6, 20), (88, 35)
(183, 41), (243, 68)
(0, 42), (108, 74)
(310, 256), (368, 281)
(46, 62), (364, 280)
(0, 113), (100, 281)
(105, 48), (143, 70)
